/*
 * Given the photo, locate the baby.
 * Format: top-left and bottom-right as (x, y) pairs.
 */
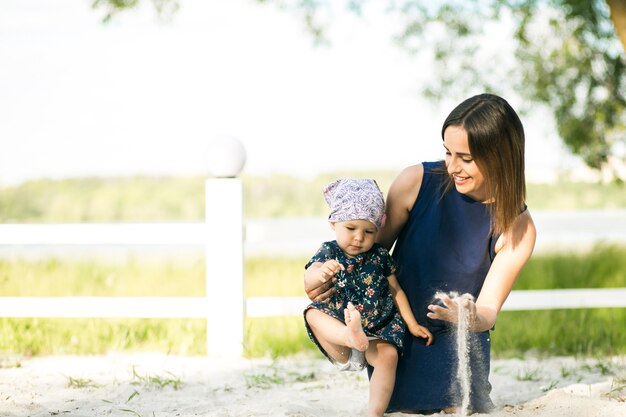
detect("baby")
(303, 179), (432, 417)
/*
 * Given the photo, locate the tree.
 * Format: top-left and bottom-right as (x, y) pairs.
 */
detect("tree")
(93, 0), (626, 178)
(91, 0), (179, 23)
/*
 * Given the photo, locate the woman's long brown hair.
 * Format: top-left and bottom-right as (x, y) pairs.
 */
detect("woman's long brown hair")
(441, 93), (526, 235)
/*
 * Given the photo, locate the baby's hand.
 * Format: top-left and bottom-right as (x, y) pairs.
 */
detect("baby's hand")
(318, 259), (344, 283)
(409, 323), (433, 346)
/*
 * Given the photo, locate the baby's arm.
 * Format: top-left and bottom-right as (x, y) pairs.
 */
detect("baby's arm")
(304, 259), (344, 293)
(388, 274), (433, 345)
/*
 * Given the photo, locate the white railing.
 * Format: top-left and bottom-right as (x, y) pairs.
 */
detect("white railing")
(1, 178), (246, 358)
(1, 210), (626, 356)
(247, 287), (626, 315)
(2, 287), (626, 320)
(2, 289), (626, 319)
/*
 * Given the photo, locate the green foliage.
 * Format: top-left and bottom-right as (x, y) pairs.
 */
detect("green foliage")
(258, 0), (626, 176)
(1, 173), (625, 224)
(87, 0), (626, 174)
(526, 180), (626, 209)
(512, 1), (626, 170)
(243, 171), (396, 218)
(92, 0), (179, 23)
(0, 176), (205, 223)
(413, 0), (626, 172)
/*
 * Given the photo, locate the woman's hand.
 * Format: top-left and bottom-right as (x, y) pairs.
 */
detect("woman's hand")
(426, 293), (477, 326)
(305, 277), (337, 302)
(304, 260), (344, 302)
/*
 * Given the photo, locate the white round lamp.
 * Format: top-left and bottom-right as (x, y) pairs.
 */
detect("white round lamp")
(207, 135), (246, 178)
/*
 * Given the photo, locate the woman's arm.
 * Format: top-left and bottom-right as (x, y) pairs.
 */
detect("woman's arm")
(427, 210), (537, 331)
(377, 164), (424, 251)
(473, 210), (537, 330)
(304, 277), (336, 302)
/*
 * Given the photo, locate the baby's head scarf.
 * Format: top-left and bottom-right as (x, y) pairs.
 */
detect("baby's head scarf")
(323, 179), (386, 230)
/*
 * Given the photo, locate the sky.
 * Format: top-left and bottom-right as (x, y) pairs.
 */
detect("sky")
(0, 0), (585, 186)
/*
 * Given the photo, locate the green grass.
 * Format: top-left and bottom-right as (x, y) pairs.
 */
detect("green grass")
(0, 317), (205, 356)
(245, 257), (307, 297)
(515, 243), (626, 289)
(245, 316), (316, 358)
(66, 376), (101, 388)
(0, 245), (625, 358)
(0, 255), (306, 298)
(0, 257), (205, 297)
(492, 308), (626, 358)
(0, 254), (313, 357)
(130, 366), (183, 390)
(492, 244), (626, 357)
(527, 181), (626, 210)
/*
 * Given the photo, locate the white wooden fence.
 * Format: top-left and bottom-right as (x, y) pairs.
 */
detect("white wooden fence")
(1, 205), (626, 356)
(0, 178), (248, 358)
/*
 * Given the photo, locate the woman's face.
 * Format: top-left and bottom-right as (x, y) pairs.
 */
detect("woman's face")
(443, 125), (488, 202)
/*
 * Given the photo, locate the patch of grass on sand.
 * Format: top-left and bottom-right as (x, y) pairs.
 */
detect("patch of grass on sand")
(131, 366), (183, 390)
(66, 376), (101, 388)
(605, 377), (626, 402)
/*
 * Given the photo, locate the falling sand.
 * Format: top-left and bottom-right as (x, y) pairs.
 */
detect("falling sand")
(435, 291), (475, 416)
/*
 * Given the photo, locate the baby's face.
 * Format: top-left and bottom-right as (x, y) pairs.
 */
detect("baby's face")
(331, 219), (378, 257)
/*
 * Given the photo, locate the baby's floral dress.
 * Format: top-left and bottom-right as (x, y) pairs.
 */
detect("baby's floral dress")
(304, 241), (406, 358)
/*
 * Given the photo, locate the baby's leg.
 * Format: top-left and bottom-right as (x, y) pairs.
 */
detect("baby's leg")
(305, 309), (352, 364)
(365, 340), (399, 417)
(344, 302), (369, 352)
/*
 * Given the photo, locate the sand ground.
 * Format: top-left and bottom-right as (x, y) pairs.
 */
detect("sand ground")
(1, 354), (625, 417)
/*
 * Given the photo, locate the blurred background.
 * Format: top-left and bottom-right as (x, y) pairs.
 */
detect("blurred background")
(3, 0), (617, 185)
(0, 0), (625, 359)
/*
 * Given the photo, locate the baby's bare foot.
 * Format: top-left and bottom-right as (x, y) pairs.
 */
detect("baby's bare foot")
(344, 302), (369, 351)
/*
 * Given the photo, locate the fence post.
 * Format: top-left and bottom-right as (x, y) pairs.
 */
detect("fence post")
(205, 136), (246, 357)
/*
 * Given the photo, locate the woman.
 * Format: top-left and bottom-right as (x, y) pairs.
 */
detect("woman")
(305, 93), (536, 413)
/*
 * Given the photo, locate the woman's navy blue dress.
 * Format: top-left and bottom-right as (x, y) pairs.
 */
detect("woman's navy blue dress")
(380, 161), (497, 413)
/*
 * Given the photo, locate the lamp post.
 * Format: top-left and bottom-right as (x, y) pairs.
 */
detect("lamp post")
(205, 135), (246, 357)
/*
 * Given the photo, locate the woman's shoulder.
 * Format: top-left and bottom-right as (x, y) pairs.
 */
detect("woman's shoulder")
(493, 208), (537, 255)
(392, 164), (424, 192)
(389, 161), (442, 205)
(393, 161), (442, 185)
(422, 160), (445, 172)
